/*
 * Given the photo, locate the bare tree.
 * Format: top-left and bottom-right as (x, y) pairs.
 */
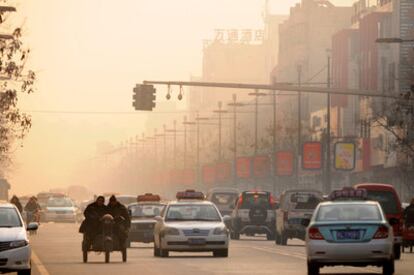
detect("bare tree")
(0, 3), (35, 166)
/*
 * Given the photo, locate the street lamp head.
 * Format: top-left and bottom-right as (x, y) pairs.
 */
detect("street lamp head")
(248, 92), (267, 97)
(166, 93), (171, 100)
(178, 93), (183, 100)
(376, 38), (404, 44)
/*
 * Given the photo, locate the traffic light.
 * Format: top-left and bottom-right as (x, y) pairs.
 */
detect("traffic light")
(132, 84), (156, 111)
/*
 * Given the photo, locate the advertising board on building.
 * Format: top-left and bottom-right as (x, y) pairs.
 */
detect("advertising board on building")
(302, 142), (322, 170)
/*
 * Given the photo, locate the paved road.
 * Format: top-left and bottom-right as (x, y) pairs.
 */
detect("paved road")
(22, 223), (414, 275)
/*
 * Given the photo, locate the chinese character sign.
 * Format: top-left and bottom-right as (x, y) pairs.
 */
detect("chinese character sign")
(302, 142), (322, 170)
(276, 151), (294, 176)
(334, 142), (356, 171)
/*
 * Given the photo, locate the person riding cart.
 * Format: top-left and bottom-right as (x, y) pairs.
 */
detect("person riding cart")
(79, 196), (107, 247)
(107, 195), (131, 245)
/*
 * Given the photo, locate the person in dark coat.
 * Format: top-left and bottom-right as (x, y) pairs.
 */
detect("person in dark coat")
(79, 196), (107, 243)
(404, 198), (414, 225)
(10, 195), (23, 213)
(107, 195), (131, 244)
(24, 196), (41, 223)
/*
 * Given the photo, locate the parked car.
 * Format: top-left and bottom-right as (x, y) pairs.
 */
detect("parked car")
(0, 203), (38, 275)
(275, 189), (323, 245)
(230, 190), (276, 240)
(355, 183), (403, 260)
(206, 188), (239, 217)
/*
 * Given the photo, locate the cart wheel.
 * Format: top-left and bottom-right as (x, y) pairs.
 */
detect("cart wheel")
(83, 250), (88, 263)
(105, 250), (110, 263)
(410, 245), (413, 253)
(122, 248), (127, 262)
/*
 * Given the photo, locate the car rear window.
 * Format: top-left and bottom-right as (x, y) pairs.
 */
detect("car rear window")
(211, 193), (238, 206)
(316, 204), (382, 222)
(365, 190), (400, 215)
(129, 204), (165, 218)
(240, 193), (271, 209)
(288, 192), (322, 210)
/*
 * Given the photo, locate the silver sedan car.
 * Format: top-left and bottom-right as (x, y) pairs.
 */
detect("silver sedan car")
(153, 199), (230, 258)
(305, 201), (395, 275)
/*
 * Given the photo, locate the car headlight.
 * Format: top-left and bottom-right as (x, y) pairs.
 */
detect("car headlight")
(213, 227), (228, 235)
(163, 227), (180, 236)
(10, 240), (28, 248)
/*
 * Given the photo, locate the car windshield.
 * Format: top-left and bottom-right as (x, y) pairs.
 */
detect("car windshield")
(240, 193), (271, 209)
(47, 198), (73, 208)
(316, 204), (382, 222)
(211, 193), (238, 207)
(166, 205), (221, 222)
(129, 204), (165, 218)
(365, 190), (400, 215)
(0, 208), (22, 227)
(289, 192), (321, 210)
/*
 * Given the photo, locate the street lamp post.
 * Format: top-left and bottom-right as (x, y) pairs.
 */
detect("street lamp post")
(213, 101), (228, 161)
(228, 94), (245, 186)
(248, 90), (267, 155)
(325, 51), (332, 194)
(183, 116), (196, 169)
(173, 120), (177, 168)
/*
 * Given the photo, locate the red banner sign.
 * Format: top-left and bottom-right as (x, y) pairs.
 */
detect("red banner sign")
(253, 155), (271, 178)
(216, 162), (231, 182)
(276, 151), (294, 176)
(202, 165), (216, 185)
(236, 157), (252, 179)
(302, 142), (322, 170)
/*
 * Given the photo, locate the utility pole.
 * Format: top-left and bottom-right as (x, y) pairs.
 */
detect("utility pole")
(228, 94), (245, 186)
(297, 65), (302, 187)
(272, 90), (278, 195)
(183, 116), (187, 168)
(325, 52), (332, 194)
(213, 101), (227, 161)
(163, 124), (167, 167)
(173, 120), (177, 168)
(249, 90), (267, 155)
(196, 113), (200, 184)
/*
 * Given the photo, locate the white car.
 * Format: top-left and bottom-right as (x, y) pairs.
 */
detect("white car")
(153, 191), (230, 257)
(44, 196), (77, 223)
(305, 201), (395, 275)
(0, 203), (38, 275)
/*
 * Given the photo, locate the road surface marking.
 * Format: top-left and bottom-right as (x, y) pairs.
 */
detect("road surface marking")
(32, 250), (50, 275)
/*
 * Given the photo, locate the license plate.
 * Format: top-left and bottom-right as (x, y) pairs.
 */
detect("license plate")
(336, 230), (360, 240)
(188, 238), (206, 245)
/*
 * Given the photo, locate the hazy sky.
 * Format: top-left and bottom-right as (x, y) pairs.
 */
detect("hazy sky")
(9, 0), (354, 195)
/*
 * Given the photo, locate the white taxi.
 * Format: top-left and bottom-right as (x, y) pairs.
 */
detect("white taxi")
(153, 190), (230, 258)
(305, 188), (395, 275)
